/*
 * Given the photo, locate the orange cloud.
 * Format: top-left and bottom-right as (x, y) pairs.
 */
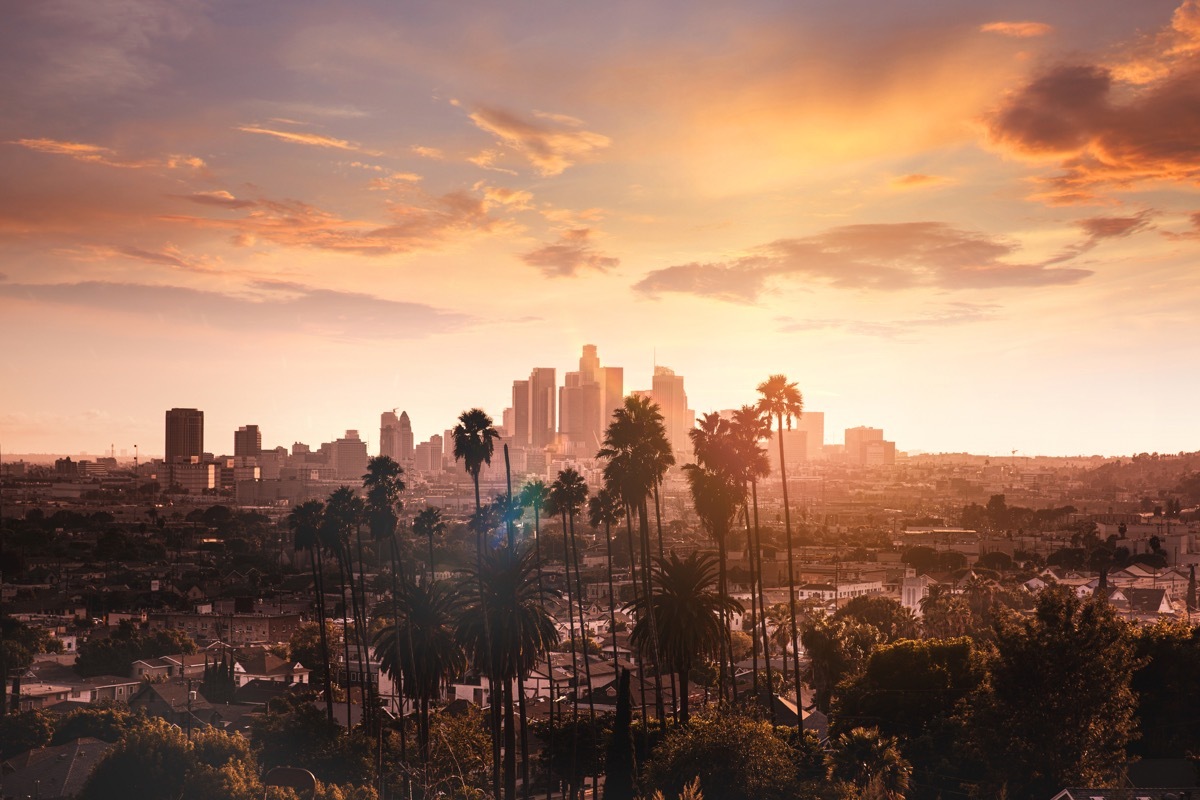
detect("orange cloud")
(521, 228), (618, 277)
(162, 188), (509, 256)
(10, 138), (205, 170)
(980, 21), (1053, 38)
(467, 107), (610, 176)
(237, 124), (381, 155)
(889, 173), (951, 190)
(636, 222), (1093, 303)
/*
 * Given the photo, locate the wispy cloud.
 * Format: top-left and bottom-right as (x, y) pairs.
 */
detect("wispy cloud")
(10, 138), (205, 170)
(889, 173), (952, 190)
(521, 228), (618, 277)
(780, 302), (999, 337)
(635, 222), (1093, 303)
(163, 188), (508, 256)
(466, 106), (610, 176)
(980, 21), (1053, 38)
(236, 124), (381, 155)
(0, 278), (471, 340)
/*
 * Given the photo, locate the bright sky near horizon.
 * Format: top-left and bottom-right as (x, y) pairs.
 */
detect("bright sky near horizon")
(2, 0), (1199, 458)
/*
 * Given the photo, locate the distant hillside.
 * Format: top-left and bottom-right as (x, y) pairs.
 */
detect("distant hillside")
(1082, 452), (1200, 503)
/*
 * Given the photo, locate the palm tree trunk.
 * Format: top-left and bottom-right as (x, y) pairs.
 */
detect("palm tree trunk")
(605, 521), (619, 664)
(470, 471), (501, 798)
(531, 504), (556, 800)
(652, 482), (679, 722)
(776, 413), (802, 718)
(569, 511), (597, 726)
(742, 501), (760, 697)
(623, 504), (651, 740)
(751, 480), (774, 706)
(504, 676), (517, 800)
(678, 668), (691, 726)
(639, 499), (666, 722)
(428, 534), (435, 585)
(338, 552), (355, 730)
(388, 539), (410, 771)
(518, 673), (531, 800)
(314, 546), (334, 723)
(352, 523), (374, 731)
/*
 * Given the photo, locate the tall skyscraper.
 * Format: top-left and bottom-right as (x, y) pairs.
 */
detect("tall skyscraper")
(234, 425), (262, 457)
(398, 411), (414, 461)
(560, 345), (624, 451)
(511, 380), (530, 445)
(165, 408), (203, 463)
(795, 411), (825, 460)
(650, 366), (693, 457)
(380, 410), (401, 460)
(845, 426), (895, 465)
(528, 367), (557, 448)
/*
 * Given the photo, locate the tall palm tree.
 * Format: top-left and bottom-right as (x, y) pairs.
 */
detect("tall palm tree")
(627, 552), (742, 725)
(598, 395), (675, 720)
(362, 456), (406, 757)
(588, 487), (624, 665)
(457, 544), (560, 800)
(551, 469), (596, 725)
(323, 486), (370, 728)
(756, 374), (804, 710)
(373, 574), (465, 764)
(413, 507), (446, 584)
(730, 405), (773, 701)
(453, 408), (500, 516)
(685, 412), (745, 701)
(289, 500), (334, 722)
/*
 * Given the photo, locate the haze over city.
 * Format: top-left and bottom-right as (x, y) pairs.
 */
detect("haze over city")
(4, 0), (1200, 457)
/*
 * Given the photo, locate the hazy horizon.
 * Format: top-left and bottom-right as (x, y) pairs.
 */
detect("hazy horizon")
(3, 1), (1198, 458)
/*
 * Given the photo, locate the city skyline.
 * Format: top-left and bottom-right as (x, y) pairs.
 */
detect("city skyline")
(3, 1), (1200, 458)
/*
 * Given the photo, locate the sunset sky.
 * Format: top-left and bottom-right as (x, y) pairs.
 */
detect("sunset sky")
(2, 0), (1199, 458)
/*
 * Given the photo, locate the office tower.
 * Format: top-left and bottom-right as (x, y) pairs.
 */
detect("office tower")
(845, 426), (895, 465)
(331, 430), (369, 480)
(380, 410), (401, 460)
(398, 411), (414, 461)
(234, 425), (262, 457)
(795, 411), (825, 460)
(528, 367), (557, 448)
(650, 366), (693, 457)
(600, 365), (623, 430)
(165, 408), (204, 463)
(561, 345), (624, 451)
(511, 380), (530, 445)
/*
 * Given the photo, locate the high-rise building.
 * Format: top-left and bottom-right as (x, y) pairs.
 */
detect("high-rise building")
(379, 410), (414, 462)
(795, 411), (825, 460)
(528, 368), (557, 448)
(165, 408), (204, 463)
(845, 426), (895, 465)
(234, 425), (262, 457)
(650, 366), (693, 457)
(511, 380), (530, 445)
(380, 410), (401, 460)
(331, 430), (369, 480)
(560, 345), (624, 452)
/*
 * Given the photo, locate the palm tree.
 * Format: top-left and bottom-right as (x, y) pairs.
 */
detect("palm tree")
(457, 544), (560, 800)
(588, 487), (624, 665)
(551, 468), (596, 727)
(373, 574), (465, 764)
(756, 374), (804, 710)
(684, 412), (745, 701)
(289, 500), (334, 722)
(413, 507), (446, 584)
(627, 552), (742, 725)
(597, 396), (675, 719)
(323, 486), (371, 728)
(453, 408), (500, 516)
(730, 405), (773, 701)
(828, 727), (912, 800)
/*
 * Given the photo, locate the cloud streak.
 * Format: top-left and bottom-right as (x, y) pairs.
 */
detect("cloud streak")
(635, 222), (1093, 303)
(980, 21), (1053, 38)
(236, 124), (381, 155)
(780, 302), (999, 337)
(0, 278), (470, 340)
(10, 137), (205, 170)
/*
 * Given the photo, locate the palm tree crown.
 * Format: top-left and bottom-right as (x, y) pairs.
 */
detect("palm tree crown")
(755, 374), (803, 431)
(453, 408), (500, 508)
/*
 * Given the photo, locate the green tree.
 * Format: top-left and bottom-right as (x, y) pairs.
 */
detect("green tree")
(604, 667), (636, 800)
(800, 615), (881, 715)
(453, 408), (500, 516)
(834, 596), (918, 644)
(80, 717), (193, 800)
(0, 709), (53, 759)
(827, 727), (911, 800)
(642, 713), (799, 800)
(628, 552), (742, 724)
(969, 585), (1138, 798)
(1131, 619), (1200, 758)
